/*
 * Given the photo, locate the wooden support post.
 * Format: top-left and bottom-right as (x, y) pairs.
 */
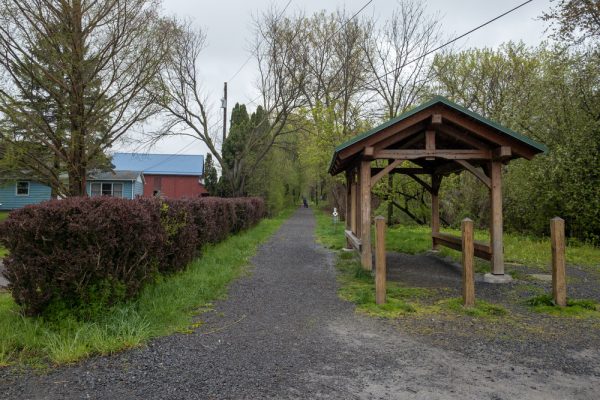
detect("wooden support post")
(489, 161), (505, 275)
(551, 217), (567, 307)
(431, 175), (441, 251)
(462, 218), (475, 307)
(345, 171), (352, 249)
(375, 216), (386, 305)
(350, 182), (357, 234)
(425, 130), (435, 160)
(360, 160), (372, 270)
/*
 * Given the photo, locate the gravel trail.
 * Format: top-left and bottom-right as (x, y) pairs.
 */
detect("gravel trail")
(1, 208), (599, 399)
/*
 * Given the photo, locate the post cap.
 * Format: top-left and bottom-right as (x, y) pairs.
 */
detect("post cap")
(461, 217), (473, 222)
(374, 215), (385, 221)
(551, 216), (564, 222)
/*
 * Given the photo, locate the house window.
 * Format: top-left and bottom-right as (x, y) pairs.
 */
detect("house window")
(16, 181), (30, 196)
(90, 182), (124, 198)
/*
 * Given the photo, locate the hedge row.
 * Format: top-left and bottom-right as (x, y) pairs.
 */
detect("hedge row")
(0, 196), (265, 316)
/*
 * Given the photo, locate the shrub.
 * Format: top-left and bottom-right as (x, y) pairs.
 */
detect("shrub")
(0, 196), (266, 317)
(0, 197), (163, 316)
(140, 198), (199, 275)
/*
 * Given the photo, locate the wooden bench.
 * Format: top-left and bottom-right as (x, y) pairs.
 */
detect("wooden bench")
(432, 232), (492, 260)
(345, 230), (362, 251)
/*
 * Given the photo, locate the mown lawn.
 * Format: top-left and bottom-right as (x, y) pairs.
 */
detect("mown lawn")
(315, 210), (600, 272)
(0, 208), (293, 367)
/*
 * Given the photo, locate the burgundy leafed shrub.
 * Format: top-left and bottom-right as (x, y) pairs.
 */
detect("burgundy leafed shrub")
(0, 196), (266, 317)
(0, 197), (163, 316)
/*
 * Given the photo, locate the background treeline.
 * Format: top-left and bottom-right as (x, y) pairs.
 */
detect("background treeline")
(0, 1), (597, 243)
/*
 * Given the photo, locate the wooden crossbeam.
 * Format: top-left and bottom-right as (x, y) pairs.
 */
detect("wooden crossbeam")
(432, 232), (492, 260)
(371, 159), (403, 187)
(375, 149), (491, 160)
(437, 125), (489, 150)
(455, 160), (491, 188)
(406, 173), (433, 193)
(371, 167), (430, 176)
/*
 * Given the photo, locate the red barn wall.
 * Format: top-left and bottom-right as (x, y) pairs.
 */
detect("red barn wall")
(143, 174), (207, 199)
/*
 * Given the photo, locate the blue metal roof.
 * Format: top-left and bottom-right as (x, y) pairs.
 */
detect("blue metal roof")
(112, 153), (204, 176)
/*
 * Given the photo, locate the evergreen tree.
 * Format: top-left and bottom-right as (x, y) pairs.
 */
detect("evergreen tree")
(203, 153), (218, 196)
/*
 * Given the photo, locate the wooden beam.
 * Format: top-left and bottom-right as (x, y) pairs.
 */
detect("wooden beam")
(489, 161), (504, 274)
(373, 124), (425, 152)
(493, 146), (512, 160)
(371, 167), (430, 176)
(435, 162), (462, 176)
(431, 113), (442, 125)
(462, 218), (475, 307)
(432, 232), (492, 260)
(425, 130), (435, 160)
(350, 182), (357, 234)
(431, 175), (441, 250)
(406, 173), (433, 194)
(437, 125), (489, 150)
(551, 217), (567, 307)
(371, 159), (403, 187)
(375, 149), (492, 160)
(455, 160), (491, 189)
(375, 216), (386, 305)
(363, 146), (375, 160)
(360, 160), (372, 270)
(441, 110), (537, 160)
(345, 229), (362, 252)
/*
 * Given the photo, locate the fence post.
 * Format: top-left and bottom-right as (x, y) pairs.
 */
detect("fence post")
(551, 217), (567, 307)
(375, 216), (386, 305)
(462, 218), (475, 307)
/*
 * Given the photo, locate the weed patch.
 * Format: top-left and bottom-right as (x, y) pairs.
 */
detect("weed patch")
(526, 294), (600, 317)
(441, 298), (508, 318)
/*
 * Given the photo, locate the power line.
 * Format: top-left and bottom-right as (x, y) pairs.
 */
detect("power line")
(227, 0), (293, 82)
(363, 0), (535, 88)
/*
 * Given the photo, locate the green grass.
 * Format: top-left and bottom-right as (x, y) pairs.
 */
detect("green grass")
(441, 298), (507, 317)
(315, 211), (600, 272)
(526, 294), (600, 317)
(0, 209), (293, 367)
(335, 254), (434, 318)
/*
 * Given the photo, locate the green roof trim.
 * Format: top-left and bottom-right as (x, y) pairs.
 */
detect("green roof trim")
(329, 95), (548, 174)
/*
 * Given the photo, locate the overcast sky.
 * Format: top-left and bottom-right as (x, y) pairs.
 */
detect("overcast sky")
(114, 0), (553, 156)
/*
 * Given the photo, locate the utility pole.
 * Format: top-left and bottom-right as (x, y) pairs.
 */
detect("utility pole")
(221, 82), (228, 155)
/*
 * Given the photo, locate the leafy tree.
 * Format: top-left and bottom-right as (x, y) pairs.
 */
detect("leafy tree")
(0, 0), (174, 196)
(203, 153), (218, 196)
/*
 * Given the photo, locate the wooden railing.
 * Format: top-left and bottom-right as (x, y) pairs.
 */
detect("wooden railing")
(432, 232), (492, 260)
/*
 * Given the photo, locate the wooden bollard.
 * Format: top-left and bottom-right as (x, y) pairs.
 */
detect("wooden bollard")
(551, 217), (567, 307)
(375, 216), (386, 305)
(461, 218), (475, 307)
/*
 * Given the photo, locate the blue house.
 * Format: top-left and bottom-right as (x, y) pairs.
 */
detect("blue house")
(86, 170), (145, 199)
(0, 180), (52, 210)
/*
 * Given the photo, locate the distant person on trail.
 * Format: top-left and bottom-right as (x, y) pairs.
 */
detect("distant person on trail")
(302, 197), (308, 208)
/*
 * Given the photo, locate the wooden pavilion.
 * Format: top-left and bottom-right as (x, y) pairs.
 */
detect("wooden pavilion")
(329, 96), (547, 282)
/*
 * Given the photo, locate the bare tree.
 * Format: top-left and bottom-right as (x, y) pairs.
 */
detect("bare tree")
(363, 0), (442, 119)
(0, 0), (173, 196)
(156, 8), (308, 196)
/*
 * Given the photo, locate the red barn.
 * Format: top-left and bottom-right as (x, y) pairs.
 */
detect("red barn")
(112, 153), (208, 198)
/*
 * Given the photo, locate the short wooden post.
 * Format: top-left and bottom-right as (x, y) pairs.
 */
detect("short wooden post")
(551, 217), (567, 307)
(462, 218), (475, 307)
(375, 216), (386, 305)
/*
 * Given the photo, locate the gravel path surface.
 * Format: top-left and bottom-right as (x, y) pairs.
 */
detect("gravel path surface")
(1, 208), (599, 399)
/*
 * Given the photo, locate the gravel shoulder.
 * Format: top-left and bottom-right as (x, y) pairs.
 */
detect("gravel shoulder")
(1, 208), (599, 399)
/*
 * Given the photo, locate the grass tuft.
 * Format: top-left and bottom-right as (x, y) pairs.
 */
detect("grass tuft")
(526, 294), (600, 317)
(0, 208), (293, 367)
(441, 298), (507, 317)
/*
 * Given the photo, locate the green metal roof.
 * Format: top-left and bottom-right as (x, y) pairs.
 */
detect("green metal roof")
(329, 96), (548, 174)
